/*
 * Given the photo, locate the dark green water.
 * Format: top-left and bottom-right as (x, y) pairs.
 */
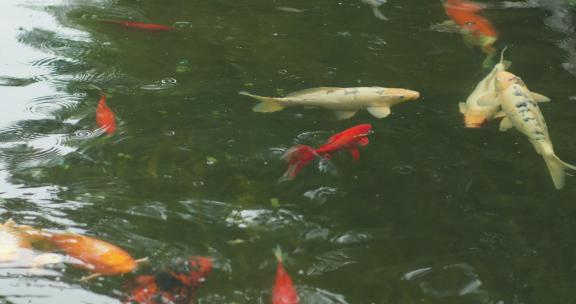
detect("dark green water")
(1, 0), (576, 303)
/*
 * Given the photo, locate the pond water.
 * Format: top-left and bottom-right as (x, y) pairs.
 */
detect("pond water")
(1, 0), (576, 303)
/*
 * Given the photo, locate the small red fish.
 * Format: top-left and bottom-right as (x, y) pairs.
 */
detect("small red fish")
(125, 256), (212, 304)
(100, 19), (174, 31)
(272, 247), (298, 304)
(96, 92), (117, 134)
(281, 124), (373, 180)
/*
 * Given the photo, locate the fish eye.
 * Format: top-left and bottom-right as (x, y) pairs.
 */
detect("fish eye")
(465, 21), (475, 26)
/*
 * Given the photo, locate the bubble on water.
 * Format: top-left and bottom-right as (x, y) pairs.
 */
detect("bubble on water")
(173, 21), (192, 28)
(392, 164), (415, 175)
(73, 129), (97, 139)
(163, 130), (176, 137)
(192, 180), (205, 187)
(161, 77), (177, 85)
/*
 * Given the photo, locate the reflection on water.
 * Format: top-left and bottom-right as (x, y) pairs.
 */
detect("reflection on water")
(0, 0), (575, 302)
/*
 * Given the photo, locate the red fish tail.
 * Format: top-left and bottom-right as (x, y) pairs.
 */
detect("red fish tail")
(279, 145), (317, 181)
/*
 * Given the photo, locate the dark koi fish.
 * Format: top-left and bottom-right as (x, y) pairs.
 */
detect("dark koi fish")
(100, 19), (174, 31)
(96, 92), (117, 135)
(125, 256), (212, 304)
(281, 124), (373, 180)
(272, 247), (298, 304)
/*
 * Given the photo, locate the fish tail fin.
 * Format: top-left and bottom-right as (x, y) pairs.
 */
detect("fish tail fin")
(239, 91), (286, 113)
(499, 46), (512, 69)
(372, 8), (388, 20)
(542, 153), (576, 189)
(272, 245), (283, 263)
(279, 145), (317, 182)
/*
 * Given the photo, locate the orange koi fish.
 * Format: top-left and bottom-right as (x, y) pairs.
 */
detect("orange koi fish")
(125, 256), (212, 304)
(272, 247), (298, 304)
(443, 0), (498, 66)
(96, 92), (117, 134)
(100, 19), (174, 31)
(281, 124), (373, 180)
(47, 232), (145, 280)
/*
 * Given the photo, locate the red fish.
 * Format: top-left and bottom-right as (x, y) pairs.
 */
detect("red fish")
(47, 232), (144, 280)
(443, 0), (498, 65)
(96, 92), (117, 134)
(125, 256), (212, 304)
(272, 247), (298, 304)
(100, 19), (174, 31)
(281, 124), (373, 180)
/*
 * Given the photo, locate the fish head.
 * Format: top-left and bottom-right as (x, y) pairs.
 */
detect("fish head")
(385, 88), (420, 105)
(463, 113), (488, 128)
(495, 71), (525, 92)
(346, 124), (373, 140)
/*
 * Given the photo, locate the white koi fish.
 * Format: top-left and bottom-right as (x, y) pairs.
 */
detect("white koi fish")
(360, 0), (388, 20)
(0, 219), (32, 262)
(481, 71), (576, 189)
(240, 87), (420, 120)
(459, 47), (511, 128)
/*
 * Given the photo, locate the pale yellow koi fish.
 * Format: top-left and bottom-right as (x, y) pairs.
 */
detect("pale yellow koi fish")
(480, 71), (576, 189)
(240, 87), (420, 120)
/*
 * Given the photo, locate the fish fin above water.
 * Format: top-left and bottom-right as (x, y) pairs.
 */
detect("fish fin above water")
(458, 102), (467, 114)
(543, 153), (576, 190)
(499, 117), (513, 131)
(334, 110), (358, 120)
(530, 92), (551, 103)
(286, 87), (339, 97)
(367, 106), (391, 118)
(372, 7), (388, 20)
(477, 93), (499, 107)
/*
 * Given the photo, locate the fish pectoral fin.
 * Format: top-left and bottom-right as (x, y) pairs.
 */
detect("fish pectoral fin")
(499, 117), (513, 131)
(494, 111), (506, 118)
(372, 7), (388, 20)
(476, 93), (499, 107)
(349, 147), (360, 161)
(334, 110), (358, 120)
(530, 92), (551, 103)
(458, 102), (467, 114)
(367, 106), (391, 118)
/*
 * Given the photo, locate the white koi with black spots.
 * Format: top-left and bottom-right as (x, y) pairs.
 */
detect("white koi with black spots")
(485, 71), (576, 189)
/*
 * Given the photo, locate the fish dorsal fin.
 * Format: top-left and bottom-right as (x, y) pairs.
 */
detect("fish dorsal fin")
(287, 87), (339, 97)
(334, 110), (357, 120)
(477, 93), (499, 107)
(499, 117), (514, 131)
(530, 92), (551, 103)
(367, 106), (391, 118)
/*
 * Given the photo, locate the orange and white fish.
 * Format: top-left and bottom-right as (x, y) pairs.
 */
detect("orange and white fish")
(240, 87), (419, 120)
(443, 0), (498, 67)
(480, 71), (576, 189)
(272, 247), (298, 304)
(96, 91), (117, 134)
